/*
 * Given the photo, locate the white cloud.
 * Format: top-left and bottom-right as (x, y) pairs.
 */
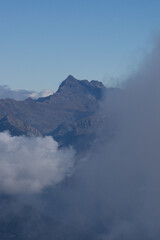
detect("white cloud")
(0, 132), (74, 194)
(0, 85), (54, 100)
(29, 89), (54, 99)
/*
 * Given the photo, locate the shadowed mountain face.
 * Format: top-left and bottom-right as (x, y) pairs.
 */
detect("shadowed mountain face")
(0, 75), (106, 149)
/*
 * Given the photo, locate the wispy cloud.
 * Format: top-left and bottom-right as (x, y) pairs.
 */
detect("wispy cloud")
(0, 132), (74, 194)
(64, 39), (160, 239)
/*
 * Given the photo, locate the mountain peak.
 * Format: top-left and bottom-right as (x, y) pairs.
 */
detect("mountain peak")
(57, 75), (79, 91)
(65, 75), (77, 81)
(57, 75), (105, 96)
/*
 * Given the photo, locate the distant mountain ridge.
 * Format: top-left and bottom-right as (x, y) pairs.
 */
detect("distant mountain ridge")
(0, 85), (54, 100)
(0, 75), (106, 149)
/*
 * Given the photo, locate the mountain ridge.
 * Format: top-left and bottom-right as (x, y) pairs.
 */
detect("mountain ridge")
(0, 75), (106, 149)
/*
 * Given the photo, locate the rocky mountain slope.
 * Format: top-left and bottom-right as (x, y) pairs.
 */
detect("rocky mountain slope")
(0, 75), (106, 149)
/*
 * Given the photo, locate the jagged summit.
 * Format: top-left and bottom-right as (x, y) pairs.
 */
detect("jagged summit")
(90, 80), (104, 88)
(65, 75), (77, 81)
(58, 75), (78, 90)
(57, 75), (105, 93)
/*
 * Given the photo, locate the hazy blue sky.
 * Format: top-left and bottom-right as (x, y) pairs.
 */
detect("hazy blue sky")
(0, 0), (160, 91)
